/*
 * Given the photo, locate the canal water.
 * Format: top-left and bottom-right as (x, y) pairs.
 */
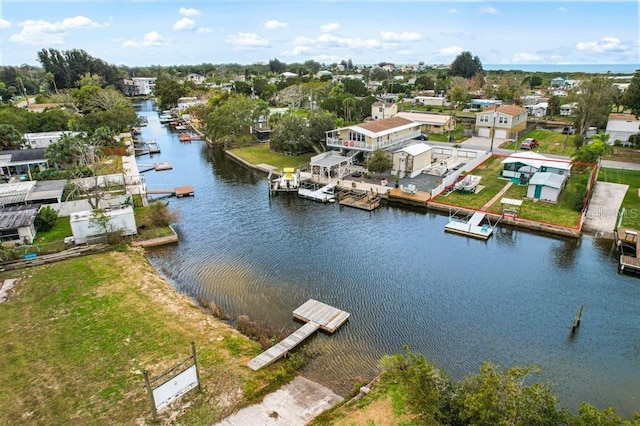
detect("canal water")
(135, 100), (639, 416)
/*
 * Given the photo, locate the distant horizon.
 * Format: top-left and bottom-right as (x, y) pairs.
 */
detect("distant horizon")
(2, 1), (637, 68)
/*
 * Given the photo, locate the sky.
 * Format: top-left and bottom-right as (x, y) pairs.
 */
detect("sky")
(0, 0), (638, 68)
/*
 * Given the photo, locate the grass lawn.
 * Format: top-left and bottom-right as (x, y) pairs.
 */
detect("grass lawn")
(434, 156), (509, 209)
(598, 167), (640, 229)
(229, 143), (314, 170)
(0, 248), (302, 424)
(500, 129), (578, 156)
(434, 155), (590, 228)
(602, 146), (640, 164)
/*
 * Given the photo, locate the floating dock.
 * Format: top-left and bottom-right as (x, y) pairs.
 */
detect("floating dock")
(338, 190), (381, 211)
(615, 227), (640, 274)
(298, 184), (336, 203)
(139, 162), (172, 172)
(247, 299), (349, 371)
(445, 211), (494, 240)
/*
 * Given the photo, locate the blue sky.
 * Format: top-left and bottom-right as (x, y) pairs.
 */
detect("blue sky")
(1, 0), (638, 67)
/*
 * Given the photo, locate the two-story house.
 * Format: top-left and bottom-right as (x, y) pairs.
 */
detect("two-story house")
(475, 105), (528, 140)
(325, 116), (421, 155)
(371, 102), (397, 120)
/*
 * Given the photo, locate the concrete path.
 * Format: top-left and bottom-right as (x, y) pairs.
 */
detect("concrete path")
(215, 376), (343, 426)
(0, 279), (17, 303)
(582, 181), (629, 237)
(481, 181), (513, 211)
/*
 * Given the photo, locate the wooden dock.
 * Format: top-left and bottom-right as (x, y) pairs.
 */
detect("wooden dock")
(387, 187), (430, 207)
(146, 185), (194, 198)
(247, 299), (349, 371)
(444, 211), (494, 240)
(338, 190), (381, 211)
(619, 255), (640, 274)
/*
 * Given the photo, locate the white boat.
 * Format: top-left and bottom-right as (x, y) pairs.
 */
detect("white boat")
(270, 168), (299, 194)
(454, 174), (481, 193)
(159, 114), (172, 123)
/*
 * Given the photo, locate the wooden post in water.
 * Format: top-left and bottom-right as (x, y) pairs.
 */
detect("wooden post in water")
(571, 305), (583, 333)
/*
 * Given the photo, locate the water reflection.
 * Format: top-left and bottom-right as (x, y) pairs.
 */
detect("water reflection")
(135, 100), (640, 417)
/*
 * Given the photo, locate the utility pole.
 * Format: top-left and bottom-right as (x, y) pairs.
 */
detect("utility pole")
(490, 110), (498, 153)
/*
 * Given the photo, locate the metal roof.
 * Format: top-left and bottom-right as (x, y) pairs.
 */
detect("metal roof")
(0, 181), (36, 207)
(529, 172), (566, 189)
(398, 143), (432, 157)
(0, 205), (39, 230)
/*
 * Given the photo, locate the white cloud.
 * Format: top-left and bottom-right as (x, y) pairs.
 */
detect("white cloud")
(436, 45), (464, 56)
(380, 31), (422, 42)
(0, 19), (11, 29)
(557, 7), (568, 12)
(122, 31), (168, 48)
(264, 20), (288, 30)
(282, 45), (311, 56)
(197, 27), (213, 34)
(226, 32), (269, 49)
(173, 18), (196, 31)
(512, 53), (542, 63)
(479, 6), (500, 15)
(317, 33), (380, 50)
(576, 37), (622, 52)
(292, 36), (315, 45)
(179, 7), (201, 17)
(10, 16), (104, 45)
(447, 8), (460, 14)
(320, 22), (340, 33)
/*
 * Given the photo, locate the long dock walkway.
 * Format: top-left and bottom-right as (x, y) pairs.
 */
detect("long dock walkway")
(247, 299), (349, 371)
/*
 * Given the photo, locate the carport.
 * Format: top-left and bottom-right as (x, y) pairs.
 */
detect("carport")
(309, 151), (355, 182)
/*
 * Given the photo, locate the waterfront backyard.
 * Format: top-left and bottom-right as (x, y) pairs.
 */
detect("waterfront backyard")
(432, 155), (592, 228)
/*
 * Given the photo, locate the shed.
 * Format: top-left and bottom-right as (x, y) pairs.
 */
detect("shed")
(0, 204), (39, 245)
(70, 205), (137, 244)
(527, 172), (566, 203)
(392, 143), (432, 178)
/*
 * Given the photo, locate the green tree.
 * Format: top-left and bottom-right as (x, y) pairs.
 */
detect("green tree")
(205, 95), (257, 145)
(548, 95), (561, 117)
(456, 362), (567, 426)
(572, 132), (611, 164)
(366, 149), (392, 174)
(449, 51), (483, 78)
(154, 76), (186, 109)
(0, 124), (25, 150)
(621, 69), (640, 117)
(415, 75), (435, 91)
(270, 113), (310, 154)
(574, 76), (615, 137)
(268, 58), (286, 74)
(34, 206), (59, 232)
(306, 111), (336, 149)
(45, 133), (86, 168)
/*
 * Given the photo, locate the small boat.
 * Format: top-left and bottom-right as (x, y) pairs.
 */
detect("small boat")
(159, 114), (172, 123)
(179, 133), (192, 142)
(454, 174), (481, 193)
(270, 168), (299, 194)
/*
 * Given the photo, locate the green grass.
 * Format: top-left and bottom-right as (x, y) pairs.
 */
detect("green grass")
(500, 129), (578, 156)
(598, 167), (640, 229)
(229, 143), (314, 170)
(434, 156), (510, 209)
(0, 249), (271, 424)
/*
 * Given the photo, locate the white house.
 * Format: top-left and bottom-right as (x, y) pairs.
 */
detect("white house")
(524, 103), (548, 118)
(392, 143), (432, 178)
(605, 113), (640, 145)
(560, 102), (578, 117)
(326, 116), (421, 154)
(413, 96), (446, 107)
(371, 102), (397, 120)
(0, 204), (39, 245)
(70, 205), (137, 244)
(501, 151), (572, 180)
(395, 111), (456, 134)
(24, 131), (81, 149)
(527, 172), (567, 203)
(132, 77), (156, 96)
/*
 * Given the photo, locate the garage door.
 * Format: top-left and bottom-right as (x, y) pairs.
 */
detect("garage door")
(495, 129), (508, 139)
(478, 128), (490, 137)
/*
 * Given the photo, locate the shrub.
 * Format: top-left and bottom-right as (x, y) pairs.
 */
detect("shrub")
(143, 201), (178, 227)
(34, 206), (58, 232)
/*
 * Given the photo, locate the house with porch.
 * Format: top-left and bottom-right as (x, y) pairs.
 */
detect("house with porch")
(475, 105), (528, 140)
(395, 111), (456, 134)
(605, 113), (640, 145)
(0, 149), (49, 181)
(560, 102), (578, 117)
(501, 151), (572, 181)
(325, 116), (421, 158)
(524, 103), (548, 118)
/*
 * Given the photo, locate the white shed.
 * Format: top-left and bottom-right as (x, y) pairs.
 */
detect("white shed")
(527, 172), (566, 203)
(70, 205), (137, 244)
(392, 143), (432, 178)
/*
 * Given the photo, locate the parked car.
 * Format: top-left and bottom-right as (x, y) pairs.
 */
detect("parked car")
(351, 171), (362, 178)
(520, 138), (539, 150)
(415, 134), (429, 141)
(562, 126), (575, 135)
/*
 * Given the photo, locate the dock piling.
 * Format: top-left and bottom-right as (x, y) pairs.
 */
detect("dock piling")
(571, 305), (583, 333)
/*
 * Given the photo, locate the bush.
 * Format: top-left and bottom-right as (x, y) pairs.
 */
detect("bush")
(143, 201), (178, 227)
(34, 206), (58, 232)
(573, 187), (588, 212)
